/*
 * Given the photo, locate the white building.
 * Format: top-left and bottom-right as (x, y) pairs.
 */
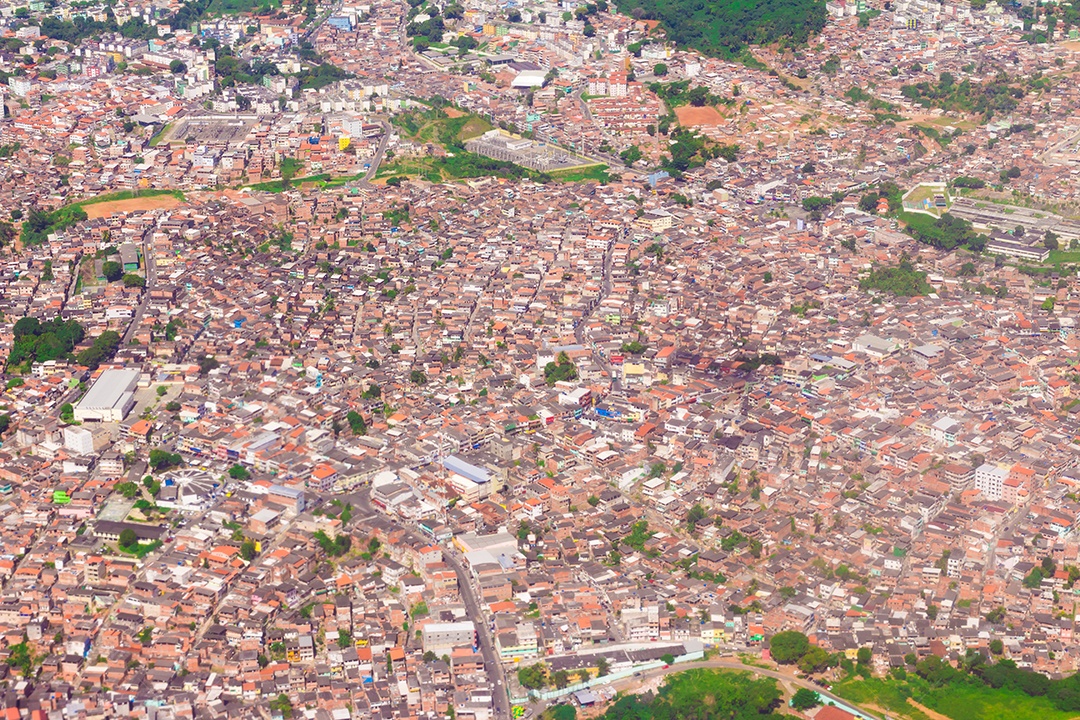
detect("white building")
(975, 463), (1009, 502)
(422, 621), (476, 654)
(63, 426), (95, 455)
(74, 368), (140, 423)
(929, 417), (960, 447)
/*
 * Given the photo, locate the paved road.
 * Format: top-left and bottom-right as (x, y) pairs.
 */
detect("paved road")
(350, 489), (512, 720)
(122, 241), (157, 345)
(361, 121), (392, 184)
(301, 0), (344, 42)
(573, 237), (619, 392)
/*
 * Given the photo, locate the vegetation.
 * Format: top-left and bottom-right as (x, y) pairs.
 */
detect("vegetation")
(391, 105), (492, 149)
(149, 449), (183, 471)
(346, 410), (368, 435)
(622, 520), (654, 551)
(592, 669), (784, 720)
(544, 351), (578, 385)
(860, 256), (933, 297)
(296, 63), (352, 90)
(518, 663), (548, 689)
(6, 317), (85, 371)
(76, 330), (122, 370)
(902, 212), (986, 252)
(791, 688), (821, 710)
(649, 80), (728, 109)
(314, 530), (352, 556)
(21, 204), (88, 245)
(611, 0), (826, 56)
(734, 353), (781, 372)
(228, 464), (251, 481)
(900, 72), (1025, 120)
(834, 656), (1080, 720)
(768, 630), (810, 663)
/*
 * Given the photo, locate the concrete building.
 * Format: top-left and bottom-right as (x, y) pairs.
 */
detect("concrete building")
(422, 621), (476, 654)
(975, 462), (1009, 502)
(63, 426), (95, 455)
(74, 368), (140, 423)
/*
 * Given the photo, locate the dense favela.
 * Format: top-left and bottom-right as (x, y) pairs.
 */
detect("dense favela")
(4, 0), (1080, 718)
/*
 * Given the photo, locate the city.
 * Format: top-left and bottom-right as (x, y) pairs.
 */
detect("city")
(1, 0), (1080, 718)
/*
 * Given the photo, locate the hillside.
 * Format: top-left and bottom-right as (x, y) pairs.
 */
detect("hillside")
(613, 0), (827, 56)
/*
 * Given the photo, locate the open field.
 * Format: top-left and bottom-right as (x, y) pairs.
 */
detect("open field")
(832, 675), (1080, 720)
(84, 193), (185, 218)
(548, 164), (611, 183)
(675, 105), (726, 127)
(393, 107), (493, 147)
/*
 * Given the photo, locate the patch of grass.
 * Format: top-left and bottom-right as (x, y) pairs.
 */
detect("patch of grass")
(78, 189), (185, 206)
(832, 676), (931, 720)
(549, 164), (610, 183)
(207, 0), (280, 12)
(833, 674), (1078, 720)
(377, 151), (548, 184)
(148, 122), (172, 147)
(115, 539), (164, 559)
(392, 106), (493, 148)
(920, 682), (1078, 720)
(245, 173), (330, 192)
(1048, 249), (1080, 264)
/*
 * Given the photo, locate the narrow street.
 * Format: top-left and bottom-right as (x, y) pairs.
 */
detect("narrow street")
(349, 489), (513, 720)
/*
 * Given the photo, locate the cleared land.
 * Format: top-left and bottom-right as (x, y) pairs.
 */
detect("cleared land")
(84, 194), (184, 218)
(832, 675), (1080, 720)
(393, 106), (493, 146)
(675, 105), (726, 127)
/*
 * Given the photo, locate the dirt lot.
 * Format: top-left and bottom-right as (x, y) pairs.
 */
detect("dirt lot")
(675, 105), (726, 127)
(443, 107), (465, 118)
(84, 195), (184, 219)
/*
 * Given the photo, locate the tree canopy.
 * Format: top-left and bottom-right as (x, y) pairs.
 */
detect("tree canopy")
(611, 0), (825, 57)
(769, 630), (810, 663)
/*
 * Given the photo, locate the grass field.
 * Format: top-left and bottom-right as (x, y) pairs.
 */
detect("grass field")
(832, 677), (933, 720)
(832, 675), (1080, 720)
(1048, 249), (1080, 264)
(905, 184), (950, 207)
(548, 164), (610, 183)
(920, 683), (1078, 720)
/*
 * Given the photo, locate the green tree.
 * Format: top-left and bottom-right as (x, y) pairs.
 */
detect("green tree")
(102, 261), (123, 282)
(791, 688), (820, 710)
(228, 464), (250, 481)
(798, 645), (829, 674)
(517, 663), (548, 689)
(620, 145), (643, 165)
(119, 528), (137, 548)
(769, 630), (809, 663)
(654, 62), (668, 75)
(347, 410), (368, 435)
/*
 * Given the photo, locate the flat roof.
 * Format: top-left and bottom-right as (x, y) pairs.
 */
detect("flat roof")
(77, 368), (141, 411)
